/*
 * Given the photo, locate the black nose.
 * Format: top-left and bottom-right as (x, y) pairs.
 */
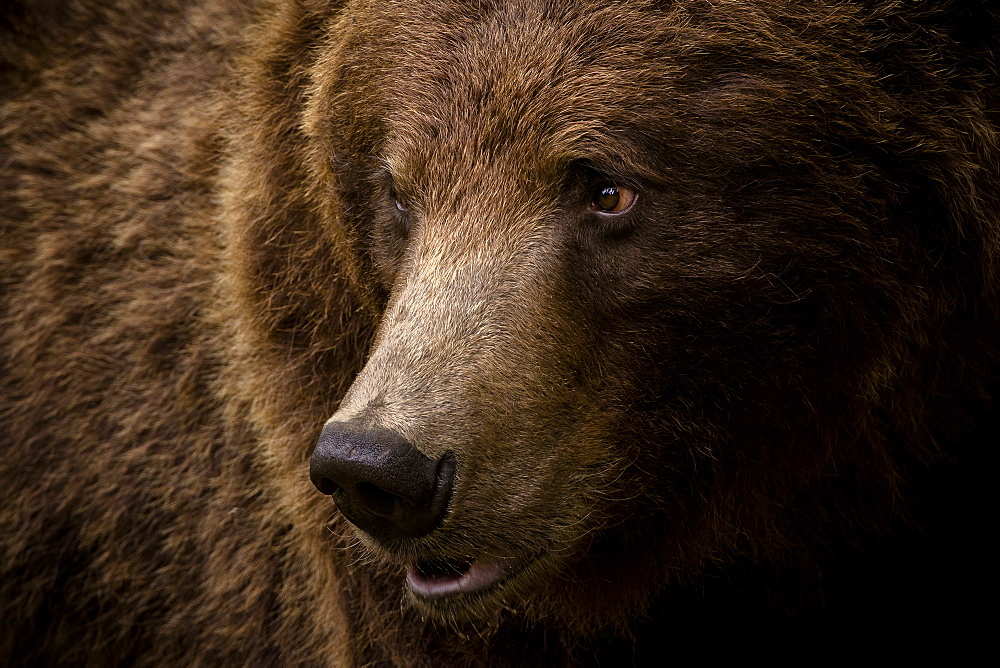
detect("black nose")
(309, 422), (455, 540)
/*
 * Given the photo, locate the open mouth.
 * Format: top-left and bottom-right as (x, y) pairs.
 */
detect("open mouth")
(406, 554), (532, 600)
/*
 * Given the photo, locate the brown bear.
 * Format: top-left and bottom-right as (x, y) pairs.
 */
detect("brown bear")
(1, 0), (997, 664)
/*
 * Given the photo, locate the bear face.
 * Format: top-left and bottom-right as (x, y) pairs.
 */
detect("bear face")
(292, 0), (995, 631)
(3, 0), (994, 662)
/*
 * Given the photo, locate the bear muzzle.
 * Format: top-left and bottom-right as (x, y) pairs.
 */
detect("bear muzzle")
(310, 422), (541, 604)
(310, 422), (456, 541)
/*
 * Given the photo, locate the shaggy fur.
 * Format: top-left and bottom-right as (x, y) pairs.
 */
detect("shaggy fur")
(1, 0), (997, 664)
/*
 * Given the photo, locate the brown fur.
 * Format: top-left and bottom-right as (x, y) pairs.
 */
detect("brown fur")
(2, 0), (997, 664)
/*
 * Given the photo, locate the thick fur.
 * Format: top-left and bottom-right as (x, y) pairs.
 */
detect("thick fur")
(1, 0), (997, 664)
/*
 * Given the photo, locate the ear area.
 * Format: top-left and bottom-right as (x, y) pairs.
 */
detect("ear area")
(219, 0), (376, 355)
(300, 7), (396, 311)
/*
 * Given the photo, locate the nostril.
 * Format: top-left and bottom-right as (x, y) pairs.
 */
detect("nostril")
(355, 481), (404, 518)
(314, 477), (340, 496)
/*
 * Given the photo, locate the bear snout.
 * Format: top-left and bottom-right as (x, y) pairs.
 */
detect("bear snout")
(310, 423), (456, 541)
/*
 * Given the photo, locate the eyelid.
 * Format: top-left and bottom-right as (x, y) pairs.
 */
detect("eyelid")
(380, 164), (410, 211)
(574, 159), (642, 190)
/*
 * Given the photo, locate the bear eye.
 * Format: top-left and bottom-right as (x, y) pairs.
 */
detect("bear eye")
(389, 188), (408, 211)
(591, 185), (636, 214)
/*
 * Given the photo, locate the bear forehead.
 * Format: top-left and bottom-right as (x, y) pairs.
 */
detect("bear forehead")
(318, 0), (883, 203)
(341, 0), (686, 183)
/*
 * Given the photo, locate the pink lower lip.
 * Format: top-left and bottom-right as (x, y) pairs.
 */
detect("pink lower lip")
(406, 556), (526, 600)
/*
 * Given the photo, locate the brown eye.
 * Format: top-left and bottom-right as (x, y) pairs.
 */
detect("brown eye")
(389, 188), (408, 211)
(591, 185), (636, 214)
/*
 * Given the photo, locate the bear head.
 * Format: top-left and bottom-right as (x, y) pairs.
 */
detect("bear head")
(223, 0), (997, 634)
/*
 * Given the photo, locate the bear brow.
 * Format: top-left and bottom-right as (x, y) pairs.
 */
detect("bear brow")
(571, 157), (645, 190)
